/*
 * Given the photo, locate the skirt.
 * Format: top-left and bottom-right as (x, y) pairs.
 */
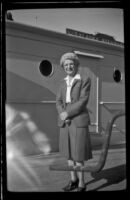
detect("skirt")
(59, 123), (92, 162)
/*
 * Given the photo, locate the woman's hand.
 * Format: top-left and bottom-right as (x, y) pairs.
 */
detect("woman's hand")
(60, 111), (68, 121)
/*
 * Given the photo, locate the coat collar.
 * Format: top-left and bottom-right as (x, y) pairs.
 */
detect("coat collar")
(64, 73), (81, 81)
(62, 74), (81, 101)
(64, 74), (81, 86)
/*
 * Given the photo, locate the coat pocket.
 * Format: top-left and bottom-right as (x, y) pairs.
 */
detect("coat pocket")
(73, 111), (90, 127)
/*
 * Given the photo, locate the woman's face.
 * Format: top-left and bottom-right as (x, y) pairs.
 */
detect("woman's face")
(63, 59), (78, 77)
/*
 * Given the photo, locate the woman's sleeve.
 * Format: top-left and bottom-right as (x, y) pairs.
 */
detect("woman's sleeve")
(56, 84), (65, 115)
(66, 77), (91, 118)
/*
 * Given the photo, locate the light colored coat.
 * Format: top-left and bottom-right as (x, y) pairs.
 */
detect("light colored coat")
(56, 75), (92, 161)
(56, 75), (91, 127)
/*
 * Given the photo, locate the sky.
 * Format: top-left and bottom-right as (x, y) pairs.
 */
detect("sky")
(10, 8), (124, 42)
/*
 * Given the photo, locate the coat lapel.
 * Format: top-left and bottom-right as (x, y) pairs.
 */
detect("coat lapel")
(71, 79), (81, 93)
(63, 74), (81, 103)
(62, 80), (67, 103)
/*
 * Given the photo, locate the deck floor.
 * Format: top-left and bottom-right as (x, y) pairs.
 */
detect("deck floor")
(7, 145), (126, 192)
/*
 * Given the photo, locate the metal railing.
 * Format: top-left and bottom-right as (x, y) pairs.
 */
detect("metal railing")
(49, 110), (125, 173)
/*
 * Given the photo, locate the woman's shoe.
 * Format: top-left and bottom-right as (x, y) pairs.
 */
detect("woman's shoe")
(76, 187), (86, 192)
(63, 179), (79, 192)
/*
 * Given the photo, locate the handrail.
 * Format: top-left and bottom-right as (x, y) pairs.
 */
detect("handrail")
(49, 110), (125, 172)
(100, 102), (125, 104)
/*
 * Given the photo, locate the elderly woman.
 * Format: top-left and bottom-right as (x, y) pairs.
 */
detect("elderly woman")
(56, 52), (92, 192)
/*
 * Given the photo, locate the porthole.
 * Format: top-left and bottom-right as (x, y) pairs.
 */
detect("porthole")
(113, 69), (122, 83)
(39, 60), (54, 77)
